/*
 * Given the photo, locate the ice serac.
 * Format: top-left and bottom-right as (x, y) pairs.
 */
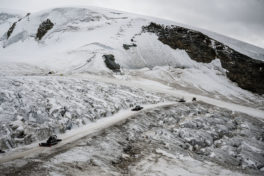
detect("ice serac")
(143, 23), (264, 94)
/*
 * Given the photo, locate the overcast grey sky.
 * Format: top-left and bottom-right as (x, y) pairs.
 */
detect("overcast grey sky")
(1, 0), (264, 48)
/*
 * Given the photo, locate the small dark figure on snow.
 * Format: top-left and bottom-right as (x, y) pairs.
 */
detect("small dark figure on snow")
(178, 98), (186, 103)
(39, 135), (62, 147)
(131, 105), (143, 111)
(192, 97), (197, 101)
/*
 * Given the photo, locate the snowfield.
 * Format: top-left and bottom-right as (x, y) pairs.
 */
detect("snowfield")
(0, 6), (264, 176)
(0, 7), (263, 104)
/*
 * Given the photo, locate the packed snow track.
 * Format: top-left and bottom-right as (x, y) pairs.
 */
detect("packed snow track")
(0, 102), (176, 164)
(1, 101), (264, 176)
(76, 74), (264, 120)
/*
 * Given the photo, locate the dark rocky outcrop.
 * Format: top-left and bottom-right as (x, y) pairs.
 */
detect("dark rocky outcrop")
(123, 43), (137, 50)
(143, 22), (264, 94)
(103, 54), (121, 72)
(36, 19), (54, 40)
(5, 13), (31, 39)
(7, 22), (16, 39)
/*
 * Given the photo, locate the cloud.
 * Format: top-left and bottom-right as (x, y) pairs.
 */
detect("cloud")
(1, 0), (263, 48)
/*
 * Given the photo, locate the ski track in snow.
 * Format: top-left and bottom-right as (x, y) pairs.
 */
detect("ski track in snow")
(0, 102), (176, 164)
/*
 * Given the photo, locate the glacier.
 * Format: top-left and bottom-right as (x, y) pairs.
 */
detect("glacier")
(0, 6), (264, 176)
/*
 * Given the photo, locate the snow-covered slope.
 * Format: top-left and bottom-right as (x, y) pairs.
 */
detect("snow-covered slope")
(1, 7), (263, 67)
(0, 7), (263, 101)
(0, 9), (24, 39)
(0, 7), (264, 175)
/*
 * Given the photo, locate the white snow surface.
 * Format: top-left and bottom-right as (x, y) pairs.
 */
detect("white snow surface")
(0, 7), (263, 102)
(0, 7), (263, 103)
(0, 9), (24, 39)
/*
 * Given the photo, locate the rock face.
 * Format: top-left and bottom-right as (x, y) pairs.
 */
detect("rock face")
(143, 22), (264, 94)
(103, 54), (121, 72)
(7, 22), (16, 39)
(123, 43), (137, 50)
(36, 19), (54, 40)
(3, 13), (30, 42)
